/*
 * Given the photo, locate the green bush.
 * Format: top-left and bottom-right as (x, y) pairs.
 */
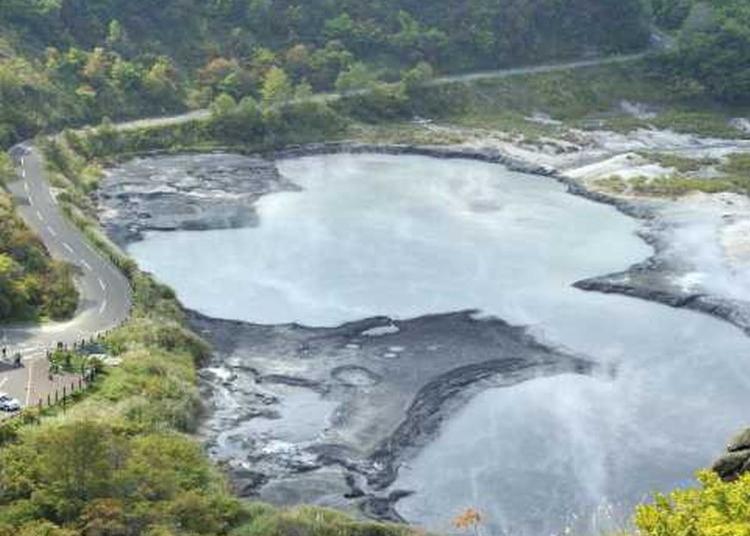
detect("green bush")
(635, 470), (750, 535)
(230, 505), (413, 536)
(0, 421), (244, 533)
(333, 83), (411, 123)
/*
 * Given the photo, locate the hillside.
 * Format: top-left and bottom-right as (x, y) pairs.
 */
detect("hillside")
(0, 0), (653, 147)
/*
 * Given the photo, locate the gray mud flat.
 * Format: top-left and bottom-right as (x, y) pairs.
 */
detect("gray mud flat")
(191, 310), (593, 519)
(96, 153), (298, 245)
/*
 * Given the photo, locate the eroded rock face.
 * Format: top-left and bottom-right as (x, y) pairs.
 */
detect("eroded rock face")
(714, 428), (750, 481)
(97, 153), (299, 245)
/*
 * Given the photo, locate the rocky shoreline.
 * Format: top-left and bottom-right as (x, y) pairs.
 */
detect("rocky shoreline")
(103, 141), (744, 331)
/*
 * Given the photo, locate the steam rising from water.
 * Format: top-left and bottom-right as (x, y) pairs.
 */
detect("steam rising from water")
(661, 194), (750, 299)
(126, 154), (750, 535)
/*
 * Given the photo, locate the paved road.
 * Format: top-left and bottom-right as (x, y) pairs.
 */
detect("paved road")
(107, 109), (211, 132)
(426, 52), (646, 85)
(1, 144), (131, 406)
(104, 52), (649, 132)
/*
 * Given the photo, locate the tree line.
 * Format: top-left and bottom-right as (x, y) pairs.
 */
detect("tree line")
(2, 0), (749, 150)
(0, 0), (655, 148)
(653, 0), (750, 104)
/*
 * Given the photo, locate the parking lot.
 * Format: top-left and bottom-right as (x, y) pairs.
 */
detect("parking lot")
(0, 354), (84, 419)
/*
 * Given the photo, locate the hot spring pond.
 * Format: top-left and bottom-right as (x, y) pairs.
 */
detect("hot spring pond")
(122, 154), (750, 535)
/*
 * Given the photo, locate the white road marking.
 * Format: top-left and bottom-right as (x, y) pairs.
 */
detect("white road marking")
(0, 378), (7, 389)
(47, 226), (57, 237)
(20, 158), (24, 167)
(24, 360), (33, 407)
(28, 196), (33, 206)
(24, 182), (29, 193)
(63, 242), (74, 253)
(99, 300), (107, 314)
(36, 210), (44, 222)
(21, 169), (25, 179)
(98, 278), (106, 291)
(81, 260), (92, 271)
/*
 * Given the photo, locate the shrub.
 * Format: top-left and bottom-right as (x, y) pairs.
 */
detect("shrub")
(230, 505), (413, 536)
(0, 421), (241, 533)
(635, 470), (750, 535)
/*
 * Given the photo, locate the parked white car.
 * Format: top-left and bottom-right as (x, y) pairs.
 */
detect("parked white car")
(0, 394), (21, 412)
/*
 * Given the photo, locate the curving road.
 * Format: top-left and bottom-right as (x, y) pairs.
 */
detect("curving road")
(1, 144), (131, 406)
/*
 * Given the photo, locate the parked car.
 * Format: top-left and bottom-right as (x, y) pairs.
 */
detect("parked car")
(0, 395), (21, 412)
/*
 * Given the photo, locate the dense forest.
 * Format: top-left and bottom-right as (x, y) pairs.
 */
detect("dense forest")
(2, 0), (651, 67)
(655, 0), (750, 103)
(0, 0), (654, 147)
(2, 0), (749, 149)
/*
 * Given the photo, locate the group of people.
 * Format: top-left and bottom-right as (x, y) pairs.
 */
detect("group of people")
(1, 347), (23, 368)
(3, 332), (105, 372)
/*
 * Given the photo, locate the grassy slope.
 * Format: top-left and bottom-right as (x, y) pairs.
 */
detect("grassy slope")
(412, 60), (750, 139)
(595, 152), (750, 198)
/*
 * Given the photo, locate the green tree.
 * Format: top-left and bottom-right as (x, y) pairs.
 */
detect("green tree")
(260, 67), (293, 107)
(401, 61), (435, 93)
(209, 93), (237, 118)
(210, 95), (264, 142)
(79, 499), (128, 536)
(308, 41), (354, 90)
(284, 44), (311, 81)
(666, 0), (750, 103)
(143, 58), (182, 112)
(334, 62), (379, 92)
